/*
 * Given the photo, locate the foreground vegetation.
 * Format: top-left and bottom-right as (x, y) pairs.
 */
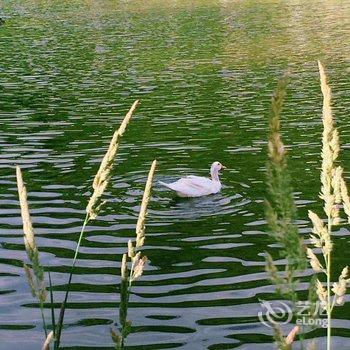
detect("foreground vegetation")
(14, 62), (349, 349)
(266, 62), (349, 350)
(16, 101), (156, 349)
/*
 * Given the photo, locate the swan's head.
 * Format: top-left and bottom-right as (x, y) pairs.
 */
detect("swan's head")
(210, 161), (227, 177)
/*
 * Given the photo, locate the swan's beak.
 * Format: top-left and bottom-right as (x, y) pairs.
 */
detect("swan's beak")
(221, 165), (227, 169)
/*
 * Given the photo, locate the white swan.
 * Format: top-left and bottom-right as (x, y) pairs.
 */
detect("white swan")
(160, 161), (226, 197)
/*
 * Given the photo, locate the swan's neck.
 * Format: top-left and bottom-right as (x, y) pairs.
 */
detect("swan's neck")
(211, 168), (220, 183)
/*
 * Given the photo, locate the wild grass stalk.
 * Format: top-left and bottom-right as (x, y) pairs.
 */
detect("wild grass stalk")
(265, 74), (307, 294)
(265, 75), (308, 348)
(111, 159), (157, 349)
(54, 100), (139, 350)
(306, 62), (350, 350)
(16, 166), (48, 337)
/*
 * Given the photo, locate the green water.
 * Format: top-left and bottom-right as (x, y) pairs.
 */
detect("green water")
(1, 1), (350, 349)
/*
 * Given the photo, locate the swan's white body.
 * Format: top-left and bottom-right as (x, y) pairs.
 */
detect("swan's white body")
(160, 162), (225, 197)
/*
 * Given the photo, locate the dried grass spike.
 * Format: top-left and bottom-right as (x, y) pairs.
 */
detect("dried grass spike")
(318, 60), (334, 134)
(132, 256), (147, 281)
(110, 327), (122, 347)
(121, 254), (128, 280)
(127, 240), (134, 258)
(310, 234), (322, 248)
(86, 100), (139, 221)
(16, 166), (37, 254)
(285, 325), (299, 345)
(316, 279), (328, 309)
(340, 177), (350, 223)
(308, 210), (332, 254)
(118, 100), (139, 136)
(332, 167), (343, 224)
(307, 248), (323, 272)
(332, 266), (349, 305)
(136, 160), (157, 247)
(42, 331), (54, 350)
(318, 61), (339, 221)
(24, 264), (36, 297)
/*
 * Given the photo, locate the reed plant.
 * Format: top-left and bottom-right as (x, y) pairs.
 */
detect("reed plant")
(265, 74), (307, 349)
(17, 166), (64, 349)
(265, 74), (307, 293)
(16, 166), (49, 338)
(266, 62), (350, 350)
(16, 100), (142, 349)
(54, 100), (140, 349)
(110, 159), (157, 349)
(305, 61), (350, 350)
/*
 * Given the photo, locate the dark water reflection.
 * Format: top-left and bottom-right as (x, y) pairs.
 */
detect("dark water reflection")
(1, 0), (350, 349)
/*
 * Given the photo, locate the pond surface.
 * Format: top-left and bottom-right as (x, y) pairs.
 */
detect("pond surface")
(1, 1), (350, 349)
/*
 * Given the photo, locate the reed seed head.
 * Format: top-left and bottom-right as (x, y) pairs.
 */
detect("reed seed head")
(331, 166), (343, 224)
(309, 234), (322, 248)
(42, 331), (54, 350)
(121, 254), (128, 280)
(131, 256), (147, 281)
(268, 75), (288, 164)
(306, 248), (323, 272)
(318, 61), (340, 223)
(16, 166), (37, 254)
(340, 177), (350, 223)
(332, 266), (349, 305)
(308, 210), (332, 255)
(127, 239), (135, 258)
(265, 252), (280, 285)
(272, 323), (291, 350)
(266, 74), (307, 277)
(110, 327), (122, 348)
(285, 325), (299, 345)
(24, 263), (36, 298)
(316, 279), (328, 309)
(16, 166), (46, 300)
(136, 159), (157, 248)
(86, 100), (139, 221)
(133, 251), (141, 264)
